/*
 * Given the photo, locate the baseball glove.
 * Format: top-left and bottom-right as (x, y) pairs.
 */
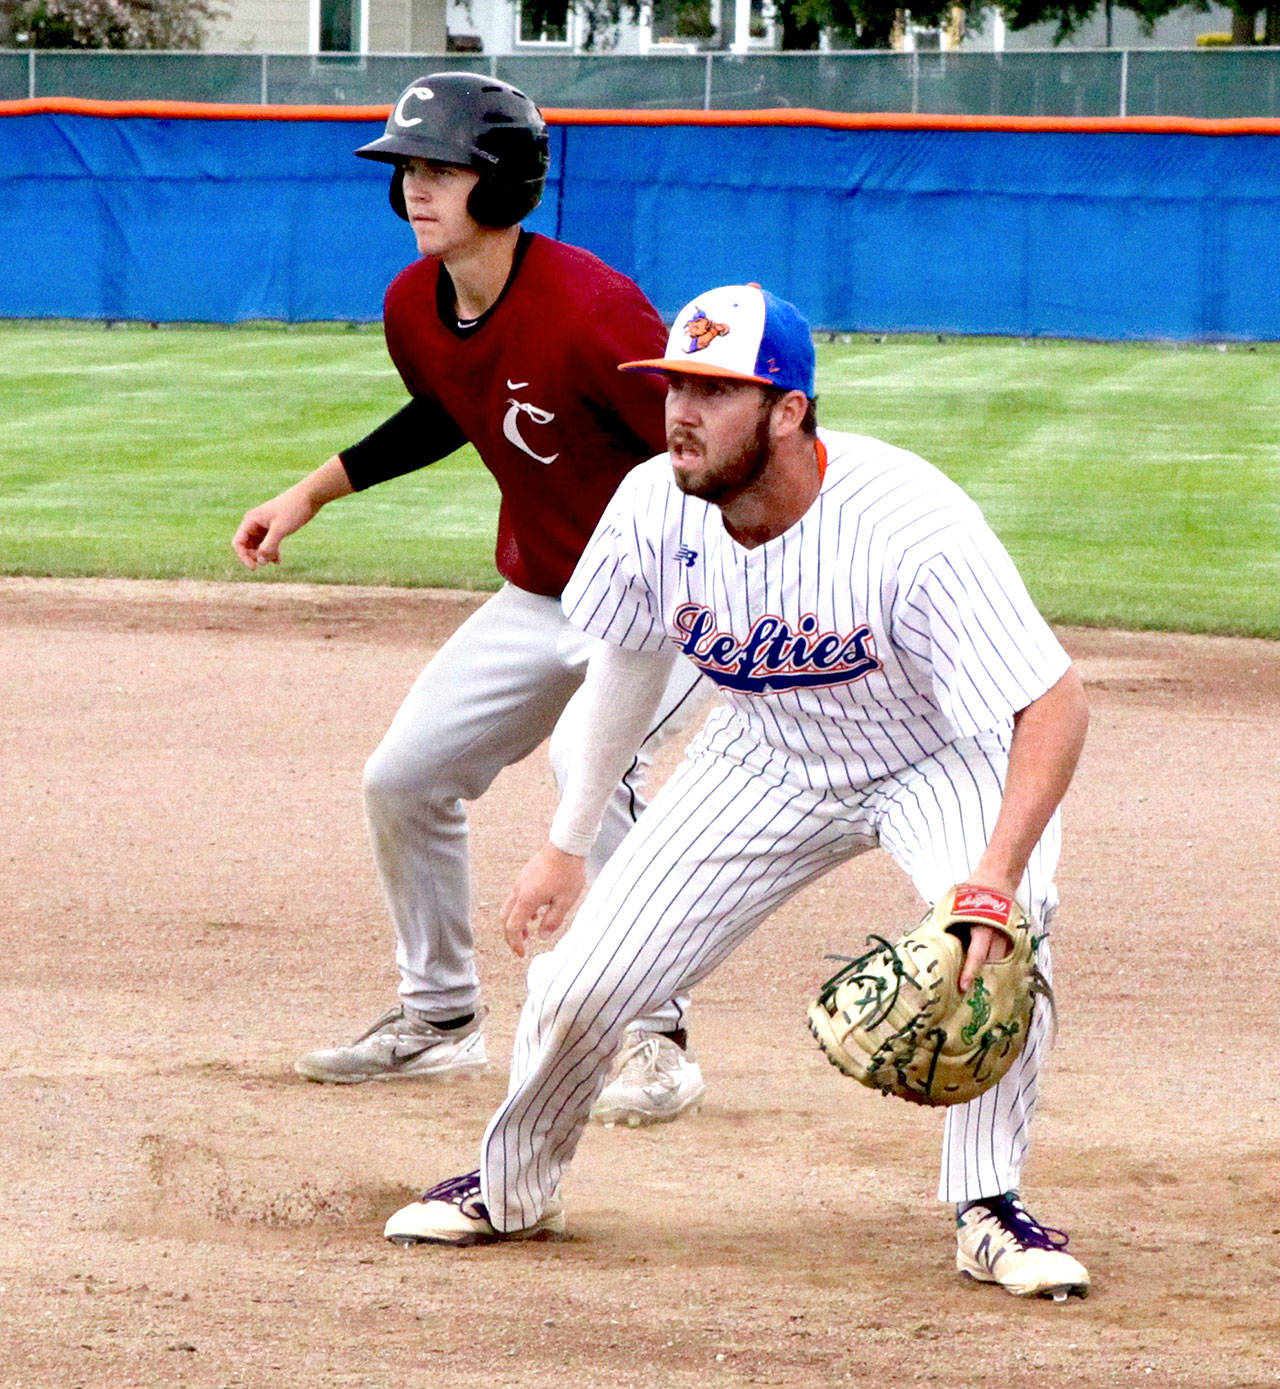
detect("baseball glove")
(807, 885), (1051, 1107)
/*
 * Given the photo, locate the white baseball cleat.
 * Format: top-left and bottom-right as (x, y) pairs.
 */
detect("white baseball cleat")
(955, 1192), (1090, 1299)
(384, 1171), (566, 1247)
(590, 1031), (706, 1128)
(294, 1005), (487, 1084)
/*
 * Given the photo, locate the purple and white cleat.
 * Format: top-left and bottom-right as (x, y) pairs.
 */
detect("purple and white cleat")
(955, 1192), (1089, 1299)
(384, 1170), (565, 1247)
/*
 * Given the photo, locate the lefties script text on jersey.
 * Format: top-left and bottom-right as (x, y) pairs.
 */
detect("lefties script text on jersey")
(674, 604), (882, 694)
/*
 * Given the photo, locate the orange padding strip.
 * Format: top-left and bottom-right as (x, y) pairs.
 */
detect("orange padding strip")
(547, 107), (1280, 136)
(0, 96), (390, 121)
(1, 95), (1278, 136)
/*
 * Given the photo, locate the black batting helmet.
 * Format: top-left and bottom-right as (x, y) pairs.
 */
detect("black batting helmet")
(355, 72), (549, 229)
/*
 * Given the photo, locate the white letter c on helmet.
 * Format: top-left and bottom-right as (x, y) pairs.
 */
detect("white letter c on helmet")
(393, 85), (434, 129)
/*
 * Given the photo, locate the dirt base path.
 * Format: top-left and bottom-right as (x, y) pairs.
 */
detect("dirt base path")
(1, 578), (1277, 1388)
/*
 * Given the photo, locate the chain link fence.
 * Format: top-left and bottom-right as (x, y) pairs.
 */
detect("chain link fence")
(2, 48), (1279, 116)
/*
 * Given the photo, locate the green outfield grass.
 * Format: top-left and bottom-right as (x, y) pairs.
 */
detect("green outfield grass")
(0, 322), (1276, 637)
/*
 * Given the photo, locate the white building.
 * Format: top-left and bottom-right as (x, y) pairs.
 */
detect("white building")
(205, 0), (792, 55)
(203, 0), (1238, 55)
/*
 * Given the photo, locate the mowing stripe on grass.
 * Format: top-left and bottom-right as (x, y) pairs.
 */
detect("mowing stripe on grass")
(0, 326), (1275, 635)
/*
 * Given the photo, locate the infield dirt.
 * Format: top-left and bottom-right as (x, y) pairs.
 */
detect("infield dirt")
(0, 578), (1277, 1389)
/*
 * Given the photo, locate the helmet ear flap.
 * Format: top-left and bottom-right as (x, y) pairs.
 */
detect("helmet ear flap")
(389, 166), (408, 221)
(465, 125), (549, 229)
(466, 179), (509, 230)
(467, 177), (542, 230)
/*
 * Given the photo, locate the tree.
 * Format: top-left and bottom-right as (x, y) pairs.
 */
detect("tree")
(1224, 0), (1280, 42)
(761, 0), (1279, 47)
(4, 0), (225, 49)
(996, 0), (1279, 42)
(775, 0), (981, 48)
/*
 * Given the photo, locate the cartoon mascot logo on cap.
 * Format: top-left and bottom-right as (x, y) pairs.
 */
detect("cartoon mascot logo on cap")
(681, 308), (730, 355)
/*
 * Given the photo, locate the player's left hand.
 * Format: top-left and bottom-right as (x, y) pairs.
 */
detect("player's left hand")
(958, 923), (1011, 991)
(501, 843), (586, 958)
(955, 880), (1016, 991)
(809, 883), (1047, 1107)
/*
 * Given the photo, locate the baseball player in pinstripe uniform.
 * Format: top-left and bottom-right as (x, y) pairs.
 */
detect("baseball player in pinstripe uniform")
(382, 284), (1091, 1299)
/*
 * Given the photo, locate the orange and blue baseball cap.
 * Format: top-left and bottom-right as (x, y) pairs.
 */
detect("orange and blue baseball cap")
(620, 283), (815, 397)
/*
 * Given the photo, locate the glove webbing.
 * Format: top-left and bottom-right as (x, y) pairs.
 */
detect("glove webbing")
(816, 935), (916, 1029)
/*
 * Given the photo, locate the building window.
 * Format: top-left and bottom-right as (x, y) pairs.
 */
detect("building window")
(319, 0), (361, 51)
(750, 0), (775, 42)
(518, 0), (571, 44)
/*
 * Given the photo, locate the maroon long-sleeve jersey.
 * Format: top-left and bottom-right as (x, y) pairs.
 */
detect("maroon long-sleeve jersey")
(341, 233), (669, 598)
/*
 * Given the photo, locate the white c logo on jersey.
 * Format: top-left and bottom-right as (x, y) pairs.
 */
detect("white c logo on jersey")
(503, 383), (559, 465)
(393, 85), (434, 129)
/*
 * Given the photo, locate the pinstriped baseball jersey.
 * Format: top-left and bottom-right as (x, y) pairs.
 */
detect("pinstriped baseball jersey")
(563, 429), (1070, 793)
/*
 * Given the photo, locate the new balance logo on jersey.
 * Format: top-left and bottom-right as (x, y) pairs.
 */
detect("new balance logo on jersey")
(674, 546), (698, 568)
(503, 382), (559, 465)
(674, 604), (881, 694)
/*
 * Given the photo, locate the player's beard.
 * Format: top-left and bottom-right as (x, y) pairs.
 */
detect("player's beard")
(670, 404), (774, 506)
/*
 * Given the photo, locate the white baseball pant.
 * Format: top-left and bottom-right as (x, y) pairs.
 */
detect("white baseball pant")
(362, 582), (707, 1028)
(480, 725), (1061, 1231)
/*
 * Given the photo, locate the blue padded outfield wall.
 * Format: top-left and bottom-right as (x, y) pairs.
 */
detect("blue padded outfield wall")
(2, 105), (1278, 340)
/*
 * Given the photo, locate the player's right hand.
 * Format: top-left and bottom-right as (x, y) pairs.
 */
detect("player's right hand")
(501, 843), (587, 958)
(232, 490), (317, 568)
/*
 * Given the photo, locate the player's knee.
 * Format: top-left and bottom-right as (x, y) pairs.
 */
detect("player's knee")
(527, 956), (619, 1052)
(362, 740), (455, 813)
(362, 744), (408, 809)
(541, 1000), (620, 1061)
